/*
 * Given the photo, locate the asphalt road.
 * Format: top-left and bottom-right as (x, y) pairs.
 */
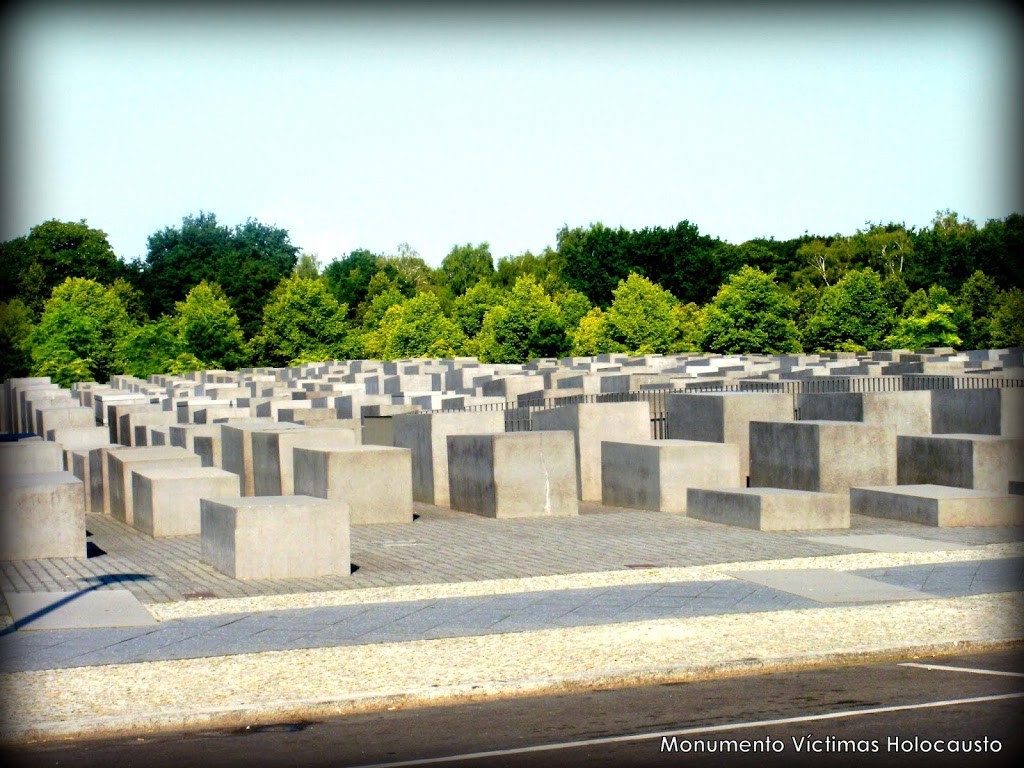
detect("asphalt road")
(5, 648), (1022, 768)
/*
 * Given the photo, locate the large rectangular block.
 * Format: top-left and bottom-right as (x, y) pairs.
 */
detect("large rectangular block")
(447, 431), (578, 518)
(749, 420), (897, 493)
(34, 404), (95, 437)
(251, 427), (358, 496)
(533, 401), (650, 501)
(393, 410), (504, 506)
(666, 392), (795, 481)
(168, 424), (222, 467)
(201, 495), (350, 579)
(0, 472), (86, 560)
(132, 466), (241, 537)
(294, 445), (413, 524)
(107, 447), (202, 524)
(797, 390), (933, 436)
(601, 439), (740, 513)
(896, 434), (1024, 493)
(851, 484), (1024, 527)
(687, 487), (849, 531)
(221, 420), (303, 495)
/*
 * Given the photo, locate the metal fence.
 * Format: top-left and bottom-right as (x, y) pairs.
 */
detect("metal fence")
(432, 374), (1024, 439)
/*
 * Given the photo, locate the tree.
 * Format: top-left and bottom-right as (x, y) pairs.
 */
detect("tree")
(323, 248), (382, 316)
(0, 299), (34, 381)
(140, 212), (298, 334)
(699, 266), (801, 354)
(957, 270), (999, 349)
(117, 318), (182, 378)
(603, 273), (679, 354)
(249, 276), (356, 366)
(173, 281), (247, 369)
(0, 219), (127, 313)
(26, 277), (133, 386)
(552, 288), (592, 336)
(476, 276), (565, 363)
(452, 280), (505, 338)
(884, 304), (961, 350)
(367, 292), (466, 360)
(989, 288), (1024, 348)
(908, 210), (978, 292)
(440, 243), (494, 297)
(801, 269), (895, 352)
(293, 252), (321, 279)
(569, 307), (617, 356)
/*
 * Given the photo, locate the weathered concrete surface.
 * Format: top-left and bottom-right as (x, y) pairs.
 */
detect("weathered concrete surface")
(132, 466), (241, 537)
(251, 427), (358, 496)
(200, 495), (351, 580)
(0, 471), (85, 560)
(447, 431), (578, 518)
(294, 445), (413, 525)
(107, 447), (202, 525)
(851, 484), (1024, 527)
(896, 434), (1024, 493)
(687, 486), (850, 531)
(601, 438), (740, 514)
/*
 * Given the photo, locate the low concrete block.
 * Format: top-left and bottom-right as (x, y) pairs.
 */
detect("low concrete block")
(797, 390), (933, 436)
(896, 434), (1024, 493)
(294, 445), (413, 524)
(251, 427), (358, 496)
(601, 439), (741, 513)
(132, 466), (241, 537)
(107, 447), (202, 524)
(532, 401), (650, 502)
(200, 495), (350, 579)
(931, 388), (1023, 437)
(687, 487), (850, 531)
(749, 420), (897, 493)
(0, 440), (64, 476)
(851, 484), (1024, 527)
(0, 471), (86, 560)
(447, 431), (578, 518)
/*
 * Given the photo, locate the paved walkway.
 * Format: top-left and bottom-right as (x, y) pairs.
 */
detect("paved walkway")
(0, 503), (1021, 745)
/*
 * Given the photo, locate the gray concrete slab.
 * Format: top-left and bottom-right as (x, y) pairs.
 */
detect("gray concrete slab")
(3, 589), (157, 630)
(803, 533), (978, 553)
(725, 568), (935, 603)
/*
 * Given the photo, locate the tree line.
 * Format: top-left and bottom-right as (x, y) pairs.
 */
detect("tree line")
(1, 210), (1022, 387)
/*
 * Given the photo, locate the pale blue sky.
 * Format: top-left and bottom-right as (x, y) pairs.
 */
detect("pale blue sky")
(3, 3), (1020, 267)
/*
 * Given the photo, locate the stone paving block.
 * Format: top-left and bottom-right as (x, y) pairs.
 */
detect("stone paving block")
(132, 465), (241, 537)
(294, 445), (413, 524)
(750, 420), (897, 493)
(533, 401), (650, 502)
(0, 471), (85, 560)
(601, 438), (740, 513)
(251, 427), (358, 496)
(666, 391), (795, 481)
(897, 434), (1024, 493)
(726, 568), (934, 604)
(107, 447), (202, 525)
(851, 484), (1024, 527)
(200, 495), (351, 580)
(447, 431), (578, 518)
(393, 410), (505, 506)
(687, 486), (850, 531)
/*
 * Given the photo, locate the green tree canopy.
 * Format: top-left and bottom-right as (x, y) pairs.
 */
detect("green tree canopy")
(140, 212), (298, 335)
(26, 277), (133, 386)
(802, 268), (895, 352)
(0, 299), (34, 382)
(603, 273), (679, 354)
(367, 292), (466, 360)
(440, 242), (494, 297)
(173, 281), (247, 370)
(884, 303), (962, 350)
(116, 317), (182, 378)
(699, 266), (801, 354)
(323, 248), (383, 316)
(989, 288), (1024, 348)
(476, 276), (565, 363)
(250, 276), (356, 366)
(452, 280), (505, 338)
(0, 219), (128, 313)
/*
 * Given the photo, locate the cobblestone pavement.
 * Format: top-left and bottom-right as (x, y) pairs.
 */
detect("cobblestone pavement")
(1, 503), (1018, 608)
(1, 557), (1020, 674)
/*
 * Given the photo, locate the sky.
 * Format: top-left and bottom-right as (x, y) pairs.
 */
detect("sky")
(2, 2), (1021, 268)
